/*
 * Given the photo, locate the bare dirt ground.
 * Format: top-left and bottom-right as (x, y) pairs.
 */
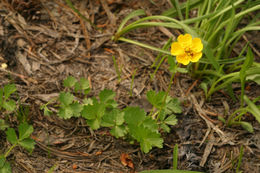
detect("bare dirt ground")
(0, 0), (260, 172)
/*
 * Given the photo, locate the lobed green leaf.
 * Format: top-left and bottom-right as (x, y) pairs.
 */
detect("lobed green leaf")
(63, 76), (77, 88)
(6, 128), (18, 144)
(124, 107), (146, 125)
(164, 115), (178, 126)
(18, 138), (35, 153)
(2, 100), (16, 112)
(0, 119), (9, 131)
(18, 122), (34, 140)
(59, 92), (74, 106)
(3, 84), (16, 99)
(99, 89), (116, 104)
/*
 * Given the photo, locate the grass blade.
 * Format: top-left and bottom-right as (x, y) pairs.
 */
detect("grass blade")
(118, 37), (171, 55)
(171, 0), (184, 20)
(117, 9), (146, 32)
(162, 0), (202, 17)
(240, 48), (254, 106)
(185, 0), (190, 19)
(202, 41), (220, 70)
(173, 144), (178, 170)
(244, 95), (260, 123)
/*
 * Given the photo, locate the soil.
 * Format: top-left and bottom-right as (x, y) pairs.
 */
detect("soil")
(0, 0), (260, 173)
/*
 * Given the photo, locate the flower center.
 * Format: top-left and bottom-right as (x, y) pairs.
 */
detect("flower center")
(185, 48), (193, 57)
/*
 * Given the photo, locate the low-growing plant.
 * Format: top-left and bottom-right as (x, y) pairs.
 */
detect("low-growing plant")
(0, 84), (17, 112)
(46, 76), (182, 153)
(0, 122), (35, 172)
(111, 0), (260, 135)
(112, 0), (260, 99)
(0, 84), (35, 173)
(218, 95), (260, 133)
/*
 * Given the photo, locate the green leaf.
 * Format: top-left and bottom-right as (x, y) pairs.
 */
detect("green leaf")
(240, 48), (254, 105)
(239, 121), (253, 133)
(2, 100), (16, 111)
(18, 122), (34, 140)
(176, 67), (188, 73)
(0, 161), (11, 173)
(59, 92), (74, 106)
(0, 119), (9, 131)
(70, 102), (83, 117)
(75, 78), (90, 94)
(86, 119), (101, 130)
(146, 90), (166, 109)
(164, 115), (178, 126)
(63, 76), (77, 88)
(43, 107), (52, 116)
(82, 101), (105, 129)
(102, 109), (124, 127)
(80, 78), (90, 90)
(58, 107), (73, 119)
(110, 125), (126, 138)
(124, 107), (146, 125)
(247, 74), (260, 85)
(99, 89), (115, 103)
(240, 47), (253, 79)
(167, 56), (177, 73)
(203, 41), (220, 71)
(166, 98), (182, 114)
(6, 128), (18, 144)
(83, 98), (93, 105)
(160, 123), (171, 133)
(0, 155), (5, 168)
(200, 82), (208, 97)
(3, 84), (16, 99)
(244, 95), (260, 124)
(142, 117), (159, 132)
(158, 110), (167, 121)
(128, 124), (163, 153)
(116, 9), (146, 34)
(18, 138), (35, 153)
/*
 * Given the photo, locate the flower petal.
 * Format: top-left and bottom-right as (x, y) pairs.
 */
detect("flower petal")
(191, 38), (203, 52)
(171, 42), (184, 56)
(176, 54), (190, 65)
(177, 34), (192, 47)
(190, 52), (202, 62)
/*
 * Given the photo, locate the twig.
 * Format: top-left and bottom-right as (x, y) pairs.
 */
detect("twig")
(242, 35), (260, 57)
(0, 68), (37, 85)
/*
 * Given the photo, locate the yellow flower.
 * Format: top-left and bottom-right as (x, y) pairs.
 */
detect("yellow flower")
(171, 34), (203, 65)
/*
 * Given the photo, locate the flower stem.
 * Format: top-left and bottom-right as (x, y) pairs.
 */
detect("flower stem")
(4, 143), (17, 158)
(157, 63), (179, 121)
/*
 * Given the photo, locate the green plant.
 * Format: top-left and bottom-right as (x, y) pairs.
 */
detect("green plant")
(0, 122), (35, 173)
(0, 84), (17, 112)
(49, 76), (183, 153)
(206, 48), (259, 99)
(219, 95), (260, 133)
(112, 0), (260, 97)
(236, 145), (244, 173)
(0, 84), (35, 172)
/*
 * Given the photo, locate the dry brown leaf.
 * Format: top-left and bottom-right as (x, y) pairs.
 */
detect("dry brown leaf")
(120, 153), (134, 169)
